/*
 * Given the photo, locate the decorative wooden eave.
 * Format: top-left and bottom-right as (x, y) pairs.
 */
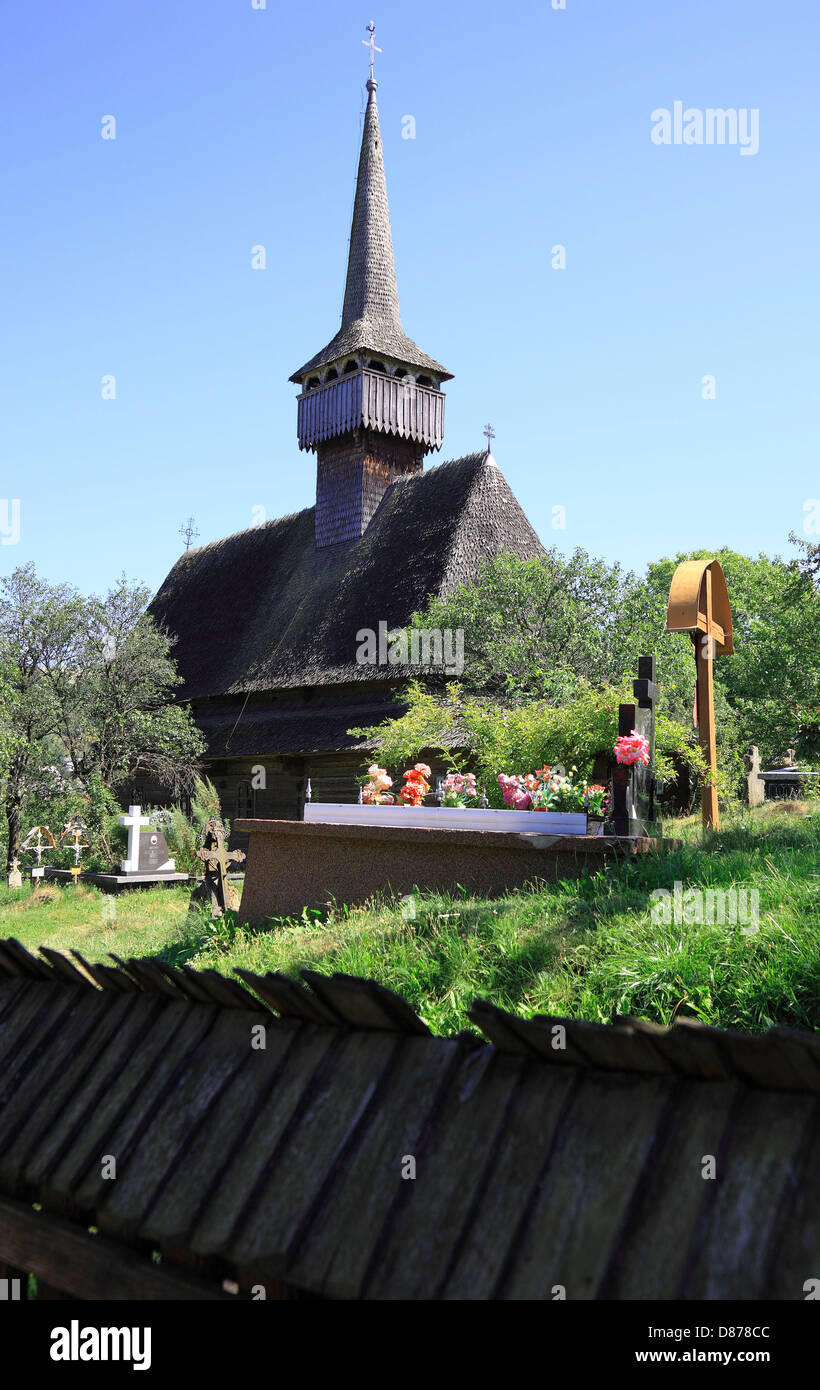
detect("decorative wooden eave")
(296, 368), (445, 452)
(666, 558), (734, 655)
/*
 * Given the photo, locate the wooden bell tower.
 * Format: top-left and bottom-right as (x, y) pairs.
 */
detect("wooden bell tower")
(289, 41), (452, 547)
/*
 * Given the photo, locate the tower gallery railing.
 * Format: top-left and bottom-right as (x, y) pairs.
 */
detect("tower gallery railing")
(296, 368), (445, 451)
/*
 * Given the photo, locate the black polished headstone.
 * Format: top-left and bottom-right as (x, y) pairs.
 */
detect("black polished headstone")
(136, 829), (174, 874)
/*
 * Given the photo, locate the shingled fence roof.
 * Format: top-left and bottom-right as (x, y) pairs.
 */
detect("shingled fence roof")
(0, 937), (818, 1301)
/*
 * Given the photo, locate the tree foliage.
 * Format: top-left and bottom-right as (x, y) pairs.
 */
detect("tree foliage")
(0, 564), (204, 870)
(355, 539), (820, 794)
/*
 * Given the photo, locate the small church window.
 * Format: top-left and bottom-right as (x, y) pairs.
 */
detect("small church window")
(236, 781), (255, 818)
(343, 360), (359, 375)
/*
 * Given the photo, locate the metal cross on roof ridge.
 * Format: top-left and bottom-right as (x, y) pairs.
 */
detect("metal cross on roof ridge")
(179, 517), (200, 552)
(363, 21), (382, 81)
(483, 423), (496, 450)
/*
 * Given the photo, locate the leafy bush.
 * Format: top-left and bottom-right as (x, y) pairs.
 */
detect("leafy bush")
(162, 777), (228, 877)
(350, 680), (705, 808)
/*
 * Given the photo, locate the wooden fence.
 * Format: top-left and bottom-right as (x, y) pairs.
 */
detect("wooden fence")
(1, 936), (819, 1299)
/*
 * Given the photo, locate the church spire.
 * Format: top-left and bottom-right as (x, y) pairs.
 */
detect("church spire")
(291, 28), (452, 548)
(290, 28), (451, 385)
(340, 76), (401, 340)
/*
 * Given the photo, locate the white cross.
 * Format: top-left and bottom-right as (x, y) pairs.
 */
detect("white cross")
(362, 21), (381, 81)
(120, 804), (149, 873)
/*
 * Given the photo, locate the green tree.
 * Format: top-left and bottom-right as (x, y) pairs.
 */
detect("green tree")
(380, 541), (820, 791)
(410, 550), (638, 701)
(646, 547), (820, 764)
(49, 575), (206, 795)
(0, 566), (205, 871)
(0, 565), (86, 870)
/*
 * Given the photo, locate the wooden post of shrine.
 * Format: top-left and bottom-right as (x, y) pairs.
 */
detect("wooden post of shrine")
(666, 559), (734, 832)
(696, 567), (719, 829)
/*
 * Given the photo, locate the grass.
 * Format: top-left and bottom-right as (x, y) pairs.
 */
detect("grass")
(1, 801), (819, 1037)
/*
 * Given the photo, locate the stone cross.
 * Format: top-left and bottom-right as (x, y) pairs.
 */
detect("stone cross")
(745, 746), (764, 807)
(120, 805), (150, 873)
(8, 857), (22, 890)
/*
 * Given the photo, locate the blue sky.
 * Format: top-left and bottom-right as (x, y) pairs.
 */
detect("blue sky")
(1, 0), (817, 598)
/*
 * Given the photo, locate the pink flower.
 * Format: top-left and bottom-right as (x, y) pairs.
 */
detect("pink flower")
(614, 730), (650, 766)
(497, 774), (532, 810)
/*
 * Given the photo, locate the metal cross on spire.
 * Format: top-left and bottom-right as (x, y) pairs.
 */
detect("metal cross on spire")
(483, 423), (496, 452)
(362, 21), (382, 81)
(179, 517), (200, 552)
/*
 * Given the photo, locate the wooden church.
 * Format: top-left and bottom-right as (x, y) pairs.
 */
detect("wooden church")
(150, 66), (544, 822)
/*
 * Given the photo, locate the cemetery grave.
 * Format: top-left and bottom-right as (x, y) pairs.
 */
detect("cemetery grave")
(237, 649), (676, 925)
(42, 805), (189, 893)
(234, 564), (731, 925)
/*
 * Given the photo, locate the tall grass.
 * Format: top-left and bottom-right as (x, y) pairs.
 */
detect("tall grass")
(1, 802), (818, 1036)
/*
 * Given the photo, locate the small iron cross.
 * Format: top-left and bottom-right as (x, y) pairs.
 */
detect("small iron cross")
(363, 21), (381, 81)
(483, 423), (495, 451)
(179, 517), (199, 552)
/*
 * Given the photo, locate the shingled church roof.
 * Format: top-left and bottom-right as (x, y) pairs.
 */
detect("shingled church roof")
(150, 453), (544, 702)
(290, 79), (451, 383)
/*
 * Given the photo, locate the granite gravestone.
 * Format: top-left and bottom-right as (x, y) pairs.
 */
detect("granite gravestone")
(120, 806), (176, 876)
(137, 828), (176, 874)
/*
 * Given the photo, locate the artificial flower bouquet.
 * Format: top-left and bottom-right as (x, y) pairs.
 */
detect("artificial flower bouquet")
(361, 763), (395, 804)
(613, 730), (651, 766)
(498, 766), (610, 817)
(398, 763), (432, 806)
(440, 771), (478, 807)
(361, 762), (433, 807)
(585, 783), (609, 817)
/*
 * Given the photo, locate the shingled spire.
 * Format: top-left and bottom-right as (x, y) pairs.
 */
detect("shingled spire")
(291, 46), (452, 547)
(291, 78), (451, 384)
(341, 78), (402, 338)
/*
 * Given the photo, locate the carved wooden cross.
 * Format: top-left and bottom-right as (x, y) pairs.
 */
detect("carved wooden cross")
(195, 820), (245, 917)
(666, 559), (734, 830)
